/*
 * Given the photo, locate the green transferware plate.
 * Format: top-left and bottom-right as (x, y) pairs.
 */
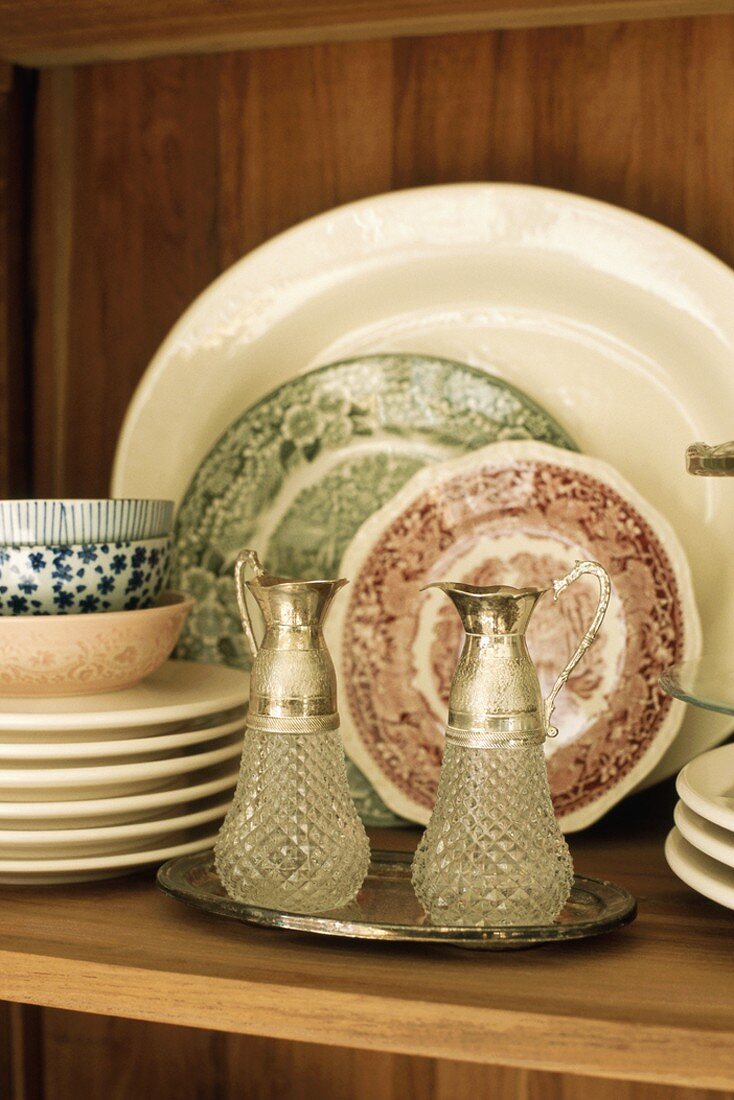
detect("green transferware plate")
(171, 354), (577, 826)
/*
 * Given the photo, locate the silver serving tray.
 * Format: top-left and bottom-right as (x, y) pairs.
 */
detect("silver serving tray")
(157, 849), (636, 950)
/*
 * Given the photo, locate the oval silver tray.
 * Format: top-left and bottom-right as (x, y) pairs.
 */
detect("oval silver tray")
(157, 849), (637, 950)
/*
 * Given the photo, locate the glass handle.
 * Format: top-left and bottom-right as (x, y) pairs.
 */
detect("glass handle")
(544, 560), (611, 737)
(234, 548), (265, 659)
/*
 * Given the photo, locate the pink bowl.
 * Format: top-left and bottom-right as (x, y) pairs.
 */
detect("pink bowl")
(0, 592), (194, 697)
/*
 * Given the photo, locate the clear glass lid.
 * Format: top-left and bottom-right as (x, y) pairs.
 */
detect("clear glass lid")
(660, 657), (734, 717)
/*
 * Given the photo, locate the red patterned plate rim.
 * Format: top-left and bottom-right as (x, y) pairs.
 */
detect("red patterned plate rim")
(328, 441), (700, 832)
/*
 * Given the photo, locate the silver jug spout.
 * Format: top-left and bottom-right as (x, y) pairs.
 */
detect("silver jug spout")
(248, 575), (348, 632)
(423, 580), (547, 636)
(235, 548), (347, 648)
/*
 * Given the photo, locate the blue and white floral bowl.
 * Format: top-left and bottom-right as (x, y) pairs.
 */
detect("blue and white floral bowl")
(0, 536), (172, 615)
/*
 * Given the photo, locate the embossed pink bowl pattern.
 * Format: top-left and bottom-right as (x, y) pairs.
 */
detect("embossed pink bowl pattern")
(0, 592), (194, 697)
(332, 442), (700, 831)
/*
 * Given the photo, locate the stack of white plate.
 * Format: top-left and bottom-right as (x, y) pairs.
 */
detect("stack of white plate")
(666, 743), (734, 910)
(0, 660), (247, 884)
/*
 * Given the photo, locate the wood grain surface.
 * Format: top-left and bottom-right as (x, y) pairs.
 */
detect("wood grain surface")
(0, 797), (734, 1091)
(36, 1007), (734, 1100)
(0, 66), (32, 498)
(31, 14), (734, 497)
(7, 1006), (43, 1100)
(3, 0), (734, 66)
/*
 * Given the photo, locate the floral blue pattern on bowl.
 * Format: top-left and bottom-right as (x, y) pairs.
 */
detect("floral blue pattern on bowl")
(0, 499), (174, 545)
(0, 536), (172, 615)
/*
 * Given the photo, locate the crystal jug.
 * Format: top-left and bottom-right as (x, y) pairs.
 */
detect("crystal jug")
(215, 550), (370, 913)
(412, 560), (611, 926)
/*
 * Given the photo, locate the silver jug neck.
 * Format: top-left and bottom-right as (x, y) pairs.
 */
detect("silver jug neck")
(445, 724), (547, 748)
(247, 712), (340, 735)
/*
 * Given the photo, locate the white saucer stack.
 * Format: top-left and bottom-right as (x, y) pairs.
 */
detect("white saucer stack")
(0, 661), (246, 884)
(665, 743), (734, 910)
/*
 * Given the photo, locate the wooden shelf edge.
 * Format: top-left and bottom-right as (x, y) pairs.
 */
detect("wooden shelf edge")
(0, 948), (733, 1090)
(2, 0), (734, 67)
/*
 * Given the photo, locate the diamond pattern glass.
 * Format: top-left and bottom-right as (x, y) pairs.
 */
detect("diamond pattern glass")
(412, 742), (574, 926)
(215, 728), (370, 914)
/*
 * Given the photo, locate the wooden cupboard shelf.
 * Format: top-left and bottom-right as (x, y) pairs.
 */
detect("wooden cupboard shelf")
(2, 0), (734, 67)
(0, 801), (732, 1091)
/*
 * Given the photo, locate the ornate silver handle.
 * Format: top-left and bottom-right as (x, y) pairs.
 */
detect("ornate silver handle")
(544, 560), (611, 737)
(234, 548), (265, 658)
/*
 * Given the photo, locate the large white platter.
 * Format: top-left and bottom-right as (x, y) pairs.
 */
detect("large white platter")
(111, 183), (734, 782)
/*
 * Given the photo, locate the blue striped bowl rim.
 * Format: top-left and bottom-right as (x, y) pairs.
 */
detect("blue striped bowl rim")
(0, 500), (174, 545)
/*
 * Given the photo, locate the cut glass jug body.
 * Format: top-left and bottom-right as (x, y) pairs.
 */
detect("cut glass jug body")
(412, 561), (611, 926)
(215, 550), (369, 914)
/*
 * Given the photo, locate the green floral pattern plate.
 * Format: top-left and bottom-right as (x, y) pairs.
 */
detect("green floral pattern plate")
(171, 355), (577, 826)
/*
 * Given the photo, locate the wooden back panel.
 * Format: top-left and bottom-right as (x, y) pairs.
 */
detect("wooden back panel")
(31, 14), (734, 496)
